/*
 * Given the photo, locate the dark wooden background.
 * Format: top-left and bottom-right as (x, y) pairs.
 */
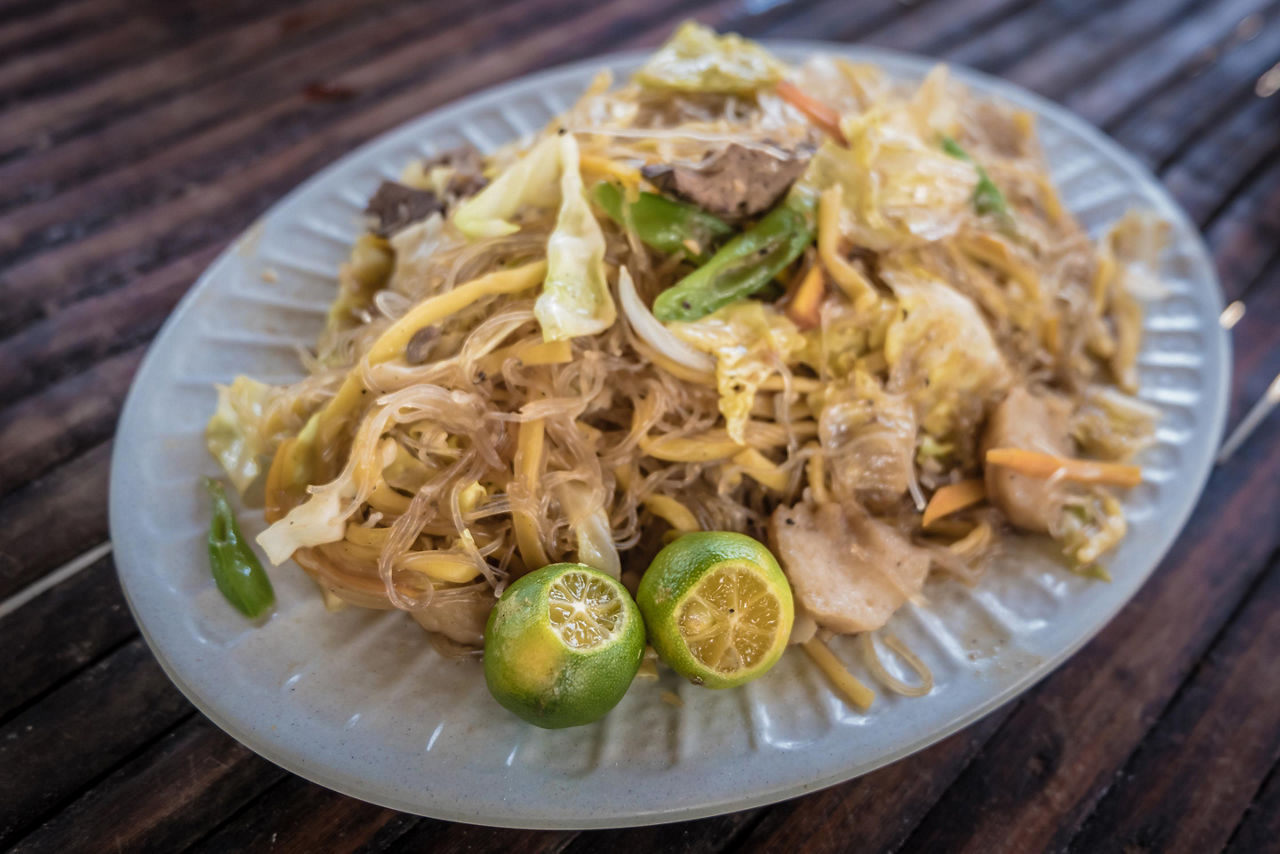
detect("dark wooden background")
(2, 0), (1279, 851)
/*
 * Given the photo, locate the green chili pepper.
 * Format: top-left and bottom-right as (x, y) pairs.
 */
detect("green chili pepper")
(204, 477), (275, 619)
(593, 182), (733, 262)
(941, 135), (1012, 220)
(940, 135), (969, 160)
(652, 193), (816, 323)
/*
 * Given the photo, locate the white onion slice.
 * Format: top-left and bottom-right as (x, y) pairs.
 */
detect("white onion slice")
(617, 266), (715, 374)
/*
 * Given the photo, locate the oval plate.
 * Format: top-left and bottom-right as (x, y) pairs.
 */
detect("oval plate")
(110, 44), (1229, 828)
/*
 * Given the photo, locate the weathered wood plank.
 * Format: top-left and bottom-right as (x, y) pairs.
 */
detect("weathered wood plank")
(0, 0), (566, 257)
(758, 0), (918, 41)
(1003, 0), (1205, 99)
(0, 0), (517, 214)
(1060, 0), (1271, 128)
(0, 555), (134, 721)
(1207, 152), (1280, 300)
(1224, 757), (1280, 854)
(0, 0), (126, 58)
(620, 0), (898, 50)
(1065, 551), (1280, 853)
(563, 809), (760, 854)
(869, 0), (1037, 57)
(0, 348), (140, 496)
(0, 442), (109, 600)
(385, 820), (570, 854)
(1162, 91), (1280, 224)
(0, 243), (218, 403)
(187, 775), (418, 854)
(710, 710), (1013, 854)
(0, 0), (404, 154)
(0, 638), (194, 847)
(0, 0), (699, 335)
(0, 18), (182, 100)
(11, 717), (285, 854)
(946, 0), (1114, 73)
(1110, 11), (1280, 168)
(890, 420), (1280, 853)
(1226, 272), (1280, 413)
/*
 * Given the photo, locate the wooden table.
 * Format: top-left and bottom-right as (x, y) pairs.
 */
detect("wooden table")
(2, 0), (1278, 850)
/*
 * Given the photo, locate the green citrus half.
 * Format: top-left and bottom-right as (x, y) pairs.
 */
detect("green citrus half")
(484, 563), (645, 728)
(637, 532), (794, 689)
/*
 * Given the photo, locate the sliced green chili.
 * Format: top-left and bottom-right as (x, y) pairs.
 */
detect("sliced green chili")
(652, 193), (816, 323)
(941, 135), (1012, 220)
(593, 181), (733, 262)
(204, 476), (275, 619)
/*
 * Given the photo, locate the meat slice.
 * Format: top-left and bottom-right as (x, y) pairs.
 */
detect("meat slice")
(411, 586), (495, 646)
(642, 143), (811, 219)
(820, 374), (918, 511)
(769, 501), (930, 634)
(430, 144), (489, 198)
(981, 386), (1073, 533)
(364, 181), (444, 238)
(364, 145), (489, 237)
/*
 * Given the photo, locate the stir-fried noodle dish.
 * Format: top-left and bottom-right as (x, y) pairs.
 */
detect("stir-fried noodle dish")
(206, 24), (1162, 713)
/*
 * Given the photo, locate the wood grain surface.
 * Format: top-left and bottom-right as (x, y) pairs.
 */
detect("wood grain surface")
(2, 0), (1278, 851)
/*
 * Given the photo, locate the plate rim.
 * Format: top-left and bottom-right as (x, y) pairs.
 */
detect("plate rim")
(108, 41), (1231, 828)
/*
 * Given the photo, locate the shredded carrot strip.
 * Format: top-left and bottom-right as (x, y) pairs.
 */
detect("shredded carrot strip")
(922, 479), (987, 528)
(776, 81), (846, 145)
(985, 448), (1142, 487)
(784, 260), (826, 330)
(803, 638), (875, 710)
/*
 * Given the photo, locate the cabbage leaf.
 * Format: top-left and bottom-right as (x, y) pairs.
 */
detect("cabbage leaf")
(206, 376), (281, 495)
(798, 67), (976, 251)
(1057, 490), (1126, 569)
(452, 134), (562, 239)
(881, 261), (1011, 439)
(534, 134), (615, 340)
(669, 301), (806, 444)
(819, 369), (918, 506)
(634, 21), (785, 94)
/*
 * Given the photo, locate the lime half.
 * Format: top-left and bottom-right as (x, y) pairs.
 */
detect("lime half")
(637, 532), (794, 689)
(484, 563), (645, 728)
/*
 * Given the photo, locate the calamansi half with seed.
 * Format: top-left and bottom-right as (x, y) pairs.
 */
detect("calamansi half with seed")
(637, 532), (794, 689)
(484, 563), (645, 728)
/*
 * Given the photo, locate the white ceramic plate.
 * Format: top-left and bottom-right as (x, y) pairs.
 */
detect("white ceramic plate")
(110, 44), (1229, 828)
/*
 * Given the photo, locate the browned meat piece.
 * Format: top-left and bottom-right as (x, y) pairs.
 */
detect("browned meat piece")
(364, 145), (489, 237)
(769, 501), (930, 634)
(820, 377), (917, 511)
(981, 386), (1074, 533)
(641, 143), (811, 219)
(432, 144), (489, 198)
(364, 181), (444, 238)
(411, 586), (495, 646)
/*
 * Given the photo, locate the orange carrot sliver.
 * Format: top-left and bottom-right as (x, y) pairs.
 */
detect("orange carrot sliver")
(784, 262), (826, 330)
(776, 81), (846, 146)
(922, 479), (987, 528)
(985, 448), (1142, 488)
